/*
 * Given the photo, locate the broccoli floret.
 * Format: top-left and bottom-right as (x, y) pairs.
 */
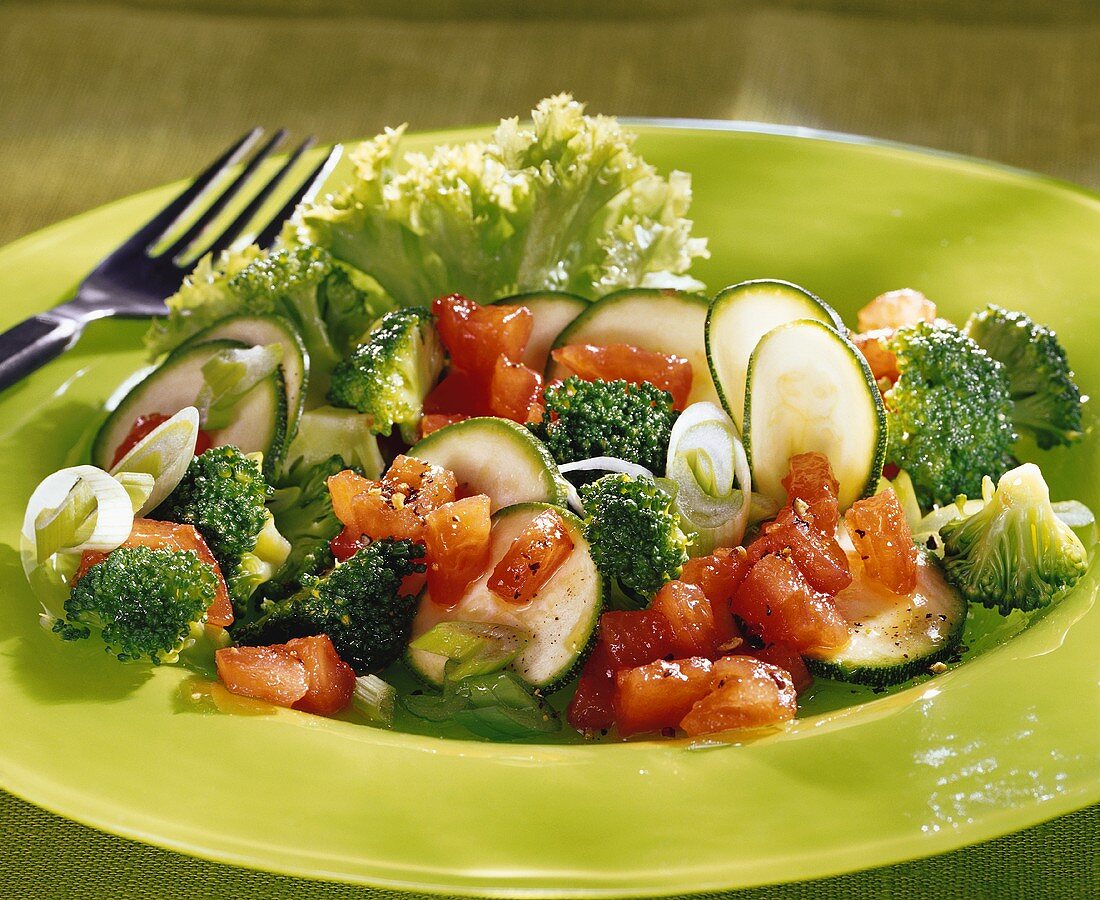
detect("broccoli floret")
(529, 377), (677, 475)
(941, 463), (1088, 614)
(328, 307), (444, 443)
(964, 305), (1085, 449)
(885, 321), (1016, 508)
(54, 546), (217, 664)
(156, 447), (288, 610)
(580, 473), (690, 599)
(232, 538), (425, 674)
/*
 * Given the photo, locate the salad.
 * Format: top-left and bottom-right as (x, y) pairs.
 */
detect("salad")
(20, 96), (1093, 742)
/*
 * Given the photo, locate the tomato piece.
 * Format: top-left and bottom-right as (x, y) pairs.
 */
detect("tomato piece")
(423, 369), (492, 418)
(432, 293), (533, 376)
(567, 643), (617, 733)
(733, 553), (850, 655)
(487, 509), (574, 603)
(111, 413), (212, 468)
(420, 413), (467, 438)
(424, 496), (492, 606)
(649, 580), (720, 660)
(488, 355), (543, 422)
(749, 507), (851, 596)
(749, 642), (813, 695)
(615, 657), (715, 737)
(329, 527), (365, 563)
(852, 329), (900, 385)
(780, 452), (841, 536)
(215, 645), (309, 707)
(679, 656), (797, 736)
(680, 548), (750, 645)
(284, 635), (356, 716)
(844, 490), (918, 594)
(327, 469), (375, 534)
(384, 455), (457, 516)
(551, 343), (693, 410)
(856, 288), (936, 333)
(598, 608), (674, 670)
(329, 458), (458, 544)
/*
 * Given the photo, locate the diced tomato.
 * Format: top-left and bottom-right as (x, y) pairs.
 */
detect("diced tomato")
(748, 507), (852, 596)
(424, 495), (492, 606)
(750, 642), (813, 695)
(567, 643), (617, 733)
(327, 469), (375, 533)
(733, 553), (850, 655)
(432, 293), (533, 376)
(852, 329), (900, 384)
(284, 635), (356, 716)
(384, 455), (457, 513)
(843, 490), (918, 594)
(599, 608), (674, 670)
(551, 342), (693, 410)
(329, 527), (366, 563)
(420, 413), (467, 438)
(680, 548), (750, 645)
(111, 413), (212, 468)
(615, 657), (715, 737)
(423, 369), (492, 418)
(679, 656), (797, 736)
(215, 645), (310, 707)
(780, 452), (841, 536)
(856, 288), (937, 332)
(489, 355), (543, 422)
(487, 510), (574, 604)
(649, 580), (720, 660)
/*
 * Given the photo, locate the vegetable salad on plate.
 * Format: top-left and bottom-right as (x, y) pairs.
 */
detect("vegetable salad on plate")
(22, 95), (1093, 742)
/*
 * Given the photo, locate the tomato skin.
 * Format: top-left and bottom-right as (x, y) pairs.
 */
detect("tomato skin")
(551, 343), (693, 409)
(615, 657), (714, 737)
(111, 413), (212, 468)
(423, 370), (492, 418)
(567, 643), (617, 733)
(432, 294), (533, 376)
(679, 656), (797, 736)
(329, 527), (366, 563)
(780, 452), (841, 536)
(599, 608), (674, 670)
(285, 635), (356, 716)
(419, 413), (467, 438)
(327, 470), (375, 534)
(487, 509), (574, 604)
(748, 507), (852, 597)
(844, 489), (918, 595)
(852, 329), (900, 384)
(424, 495), (492, 606)
(215, 645), (310, 707)
(649, 580), (720, 660)
(488, 356), (544, 422)
(679, 548), (750, 645)
(749, 642), (813, 695)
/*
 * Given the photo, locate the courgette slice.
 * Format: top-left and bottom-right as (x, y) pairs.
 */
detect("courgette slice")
(743, 319), (885, 510)
(409, 417), (568, 513)
(406, 503), (602, 690)
(807, 552), (967, 686)
(545, 288), (720, 406)
(706, 279), (845, 430)
(492, 291), (589, 371)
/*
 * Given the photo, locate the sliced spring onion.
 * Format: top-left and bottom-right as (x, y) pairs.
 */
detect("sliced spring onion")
(401, 670), (560, 739)
(198, 343), (282, 430)
(110, 406), (199, 516)
(558, 457), (656, 515)
(114, 472), (155, 513)
(665, 402), (752, 553)
(353, 674), (397, 727)
(409, 621), (531, 681)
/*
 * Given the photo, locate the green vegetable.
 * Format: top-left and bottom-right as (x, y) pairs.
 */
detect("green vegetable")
(402, 671), (560, 739)
(410, 621), (530, 681)
(232, 538), (426, 674)
(292, 94), (708, 307)
(328, 306), (444, 443)
(964, 304), (1085, 449)
(885, 321), (1016, 508)
(197, 343), (283, 430)
(941, 463), (1088, 614)
(530, 377), (677, 476)
(283, 405), (384, 480)
(54, 546), (217, 664)
(580, 473), (690, 599)
(352, 674), (397, 727)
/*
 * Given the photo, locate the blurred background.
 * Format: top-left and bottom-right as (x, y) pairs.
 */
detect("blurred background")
(2, 0), (1098, 247)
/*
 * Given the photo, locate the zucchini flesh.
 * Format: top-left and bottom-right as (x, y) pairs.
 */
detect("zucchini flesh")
(706, 279), (844, 430)
(493, 291), (588, 371)
(744, 319), (885, 510)
(407, 503), (602, 689)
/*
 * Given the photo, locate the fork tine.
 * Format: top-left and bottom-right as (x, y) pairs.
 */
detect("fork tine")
(102, 128), (264, 261)
(162, 128), (288, 260)
(203, 135), (316, 258)
(254, 144), (343, 249)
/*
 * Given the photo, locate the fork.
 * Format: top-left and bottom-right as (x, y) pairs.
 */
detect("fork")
(0, 128), (341, 393)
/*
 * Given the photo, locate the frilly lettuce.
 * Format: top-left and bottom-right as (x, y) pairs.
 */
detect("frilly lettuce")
(288, 94), (709, 307)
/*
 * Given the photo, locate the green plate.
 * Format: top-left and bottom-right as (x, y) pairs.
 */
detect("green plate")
(0, 123), (1097, 895)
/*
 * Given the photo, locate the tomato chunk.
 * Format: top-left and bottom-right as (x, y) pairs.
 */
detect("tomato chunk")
(780, 452), (841, 537)
(679, 656), (797, 736)
(487, 510), (574, 603)
(856, 288), (937, 332)
(215, 645), (309, 707)
(749, 642), (813, 695)
(423, 370), (492, 418)
(852, 329), (900, 385)
(326, 469), (375, 532)
(599, 608), (674, 670)
(615, 657), (714, 737)
(748, 507), (851, 596)
(329, 527), (366, 563)
(844, 490), (918, 594)
(285, 635), (356, 716)
(733, 553), (850, 655)
(433, 294), (533, 376)
(567, 643), (617, 733)
(649, 580), (720, 660)
(680, 548), (750, 645)
(551, 343), (693, 409)
(489, 355), (543, 422)
(419, 413), (467, 437)
(424, 495), (492, 606)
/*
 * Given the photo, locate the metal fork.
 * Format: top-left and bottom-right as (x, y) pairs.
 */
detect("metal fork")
(0, 128), (341, 393)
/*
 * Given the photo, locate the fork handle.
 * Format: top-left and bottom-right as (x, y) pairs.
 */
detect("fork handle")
(0, 310), (85, 394)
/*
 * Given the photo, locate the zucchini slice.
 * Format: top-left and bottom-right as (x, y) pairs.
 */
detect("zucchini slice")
(175, 314), (308, 444)
(406, 503), (602, 690)
(807, 552), (967, 686)
(706, 279), (845, 430)
(92, 339), (288, 479)
(743, 319), (885, 510)
(545, 288), (720, 406)
(493, 291), (589, 371)
(409, 417), (568, 513)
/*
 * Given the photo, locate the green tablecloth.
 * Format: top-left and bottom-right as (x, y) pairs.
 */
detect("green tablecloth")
(1, 2), (1097, 895)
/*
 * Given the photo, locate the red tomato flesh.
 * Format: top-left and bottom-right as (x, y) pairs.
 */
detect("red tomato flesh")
(852, 329), (900, 385)
(749, 642), (813, 695)
(748, 507), (852, 596)
(329, 526), (366, 563)
(551, 343), (693, 410)
(780, 452), (841, 536)
(844, 489), (919, 595)
(598, 608), (674, 670)
(285, 635), (356, 716)
(488, 355), (544, 422)
(567, 642), (617, 733)
(215, 645), (310, 707)
(679, 548), (750, 645)
(432, 293), (533, 377)
(423, 370), (491, 418)
(679, 656), (797, 736)
(424, 495), (493, 606)
(111, 413), (212, 468)
(487, 510), (574, 604)
(648, 580), (720, 660)
(419, 413), (467, 437)
(615, 657), (715, 737)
